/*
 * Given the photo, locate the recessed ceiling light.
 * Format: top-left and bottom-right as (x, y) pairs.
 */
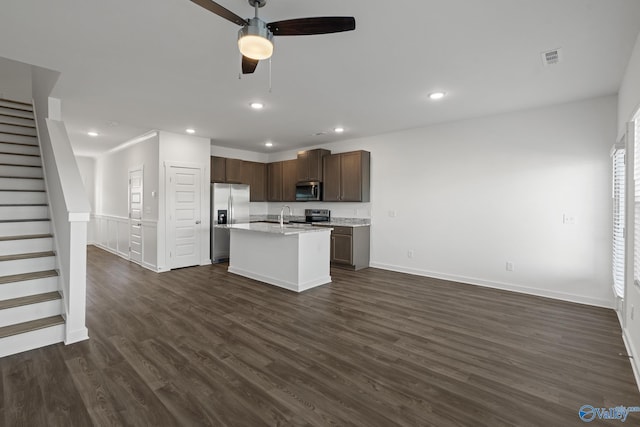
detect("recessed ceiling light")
(88, 131), (99, 137)
(334, 127), (345, 133)
(265, 141), (273, 147)
(186, 128), (196, 134)
(250, 102), (264, 110)
(429, 91), (446, 100)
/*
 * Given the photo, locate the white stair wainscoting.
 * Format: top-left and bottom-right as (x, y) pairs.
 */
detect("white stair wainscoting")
(0, 98), (65, 358)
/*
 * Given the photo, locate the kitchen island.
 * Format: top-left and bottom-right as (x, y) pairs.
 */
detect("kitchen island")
(219, 223), (332, 292)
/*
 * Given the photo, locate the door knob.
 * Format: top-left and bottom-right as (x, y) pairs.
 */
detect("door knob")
(195, 220), (201, 224)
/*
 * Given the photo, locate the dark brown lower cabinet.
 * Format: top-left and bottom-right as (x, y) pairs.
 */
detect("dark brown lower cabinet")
(315, 225), (370, 270)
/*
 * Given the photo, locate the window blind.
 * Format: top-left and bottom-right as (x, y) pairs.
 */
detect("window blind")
(613, 148), (625, 298)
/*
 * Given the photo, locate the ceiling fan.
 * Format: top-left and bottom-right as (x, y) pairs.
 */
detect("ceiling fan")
(190, 0), (356, 74)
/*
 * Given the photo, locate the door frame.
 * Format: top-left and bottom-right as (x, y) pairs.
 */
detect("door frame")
(128, 165), (144, 264)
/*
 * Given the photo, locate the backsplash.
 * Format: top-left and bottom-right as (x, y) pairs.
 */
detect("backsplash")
(250, 202), (371, 219)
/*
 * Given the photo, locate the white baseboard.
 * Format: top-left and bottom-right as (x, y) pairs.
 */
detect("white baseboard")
(369, 262), (615, 309)
(622, 329), (640, 394)
(64, 326), (89, 345)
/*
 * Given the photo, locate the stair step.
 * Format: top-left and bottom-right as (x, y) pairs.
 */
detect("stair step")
(0, 152), (42, 166)
(0, 316), (65, 357)
(0, 315), (64, 339)
(0, 220), (50, 238)
(0, 234), (53, 256)
(0, 269), (57, 284)
(0, 272), (59, 306)
(0, 292), (63, 328)
(0, 141), (40, 156)
(0, 123), (37, 137)
(0, 204), (49, 221)
(0, 190), (47, 205)
(0, 121), (35, 129)
(0, 251), (56, 276)
(0, 176), (45, 191)
(0, 164), (43, 178)
(0, 134), (38, 145)
(0, 106), (34, 119)
(0, 152), (42, 167)
(0, 291), (60, 310)
(0, 251), (55, 262)
(0, 99), (33, 112)
(0, 115), (35, 128)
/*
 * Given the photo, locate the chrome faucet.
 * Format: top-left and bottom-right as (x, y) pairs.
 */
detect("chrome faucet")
(280, 205), (291, 228)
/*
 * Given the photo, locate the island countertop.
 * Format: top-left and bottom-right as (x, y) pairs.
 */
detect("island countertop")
(216, 222), (332, 235)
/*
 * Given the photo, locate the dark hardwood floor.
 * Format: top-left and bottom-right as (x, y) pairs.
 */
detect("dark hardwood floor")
(1, 245), (639, 426)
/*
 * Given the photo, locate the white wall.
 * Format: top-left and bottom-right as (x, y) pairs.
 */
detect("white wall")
(618, 33), (640, 388)
(0, 56), (32, 102)
(96, 133), (160, 219)
(619, 32), (640, 138)
(76, 156), (96, 242)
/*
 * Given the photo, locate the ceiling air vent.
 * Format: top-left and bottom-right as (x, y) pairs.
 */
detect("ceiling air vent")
(541, 48), (562, 66)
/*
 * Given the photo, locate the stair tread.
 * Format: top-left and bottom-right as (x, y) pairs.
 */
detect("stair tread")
(0, 251), (55, 262)
(0, 234), (52, 242)
(0, 269), (57, 285)
(0, 291), (60, 310)
(0, 163), (42, 168)
(0, 121), (36, 129)
(0, 140), (38, 147)
(0, 190), (45, 193)
(0, 151), (40, 157)
(0, 98), (33, 108)
(0, 104), (33, 113)
(0, 175), (43, 179)
(0, 218), (49, 223)
(0, 131), (37, 138)
(0, 315), (64, 339)
(0, 203), (49, 207)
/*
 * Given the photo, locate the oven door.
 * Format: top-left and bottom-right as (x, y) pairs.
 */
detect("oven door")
(296, 182), (321, 201)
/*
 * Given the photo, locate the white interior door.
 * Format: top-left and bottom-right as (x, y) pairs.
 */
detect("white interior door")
(168, 166), (202, 268)
(129, 168), (143, 264)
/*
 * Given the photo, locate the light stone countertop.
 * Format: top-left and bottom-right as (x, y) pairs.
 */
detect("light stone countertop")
(216, 222), (332, 235)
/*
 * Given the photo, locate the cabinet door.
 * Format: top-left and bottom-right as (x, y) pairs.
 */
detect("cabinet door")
(225, 158), (243, 183)
(331, 233), (353, 265)
(308, 149), (330, 181)
(296, 151), (309, 182)
(211, 156), (226, 182)
(282, 159), (298, 201)
(339, 151), (363, 201)
(250, 162), (267, 202)
(322, 154), (341, 201)
(267, 162), (283, 201)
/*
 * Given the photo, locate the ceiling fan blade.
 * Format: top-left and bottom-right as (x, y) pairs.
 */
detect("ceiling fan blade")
(190, 0), (247, 27)
(267, 17), (355, 36)
(242, 56), (259, 74)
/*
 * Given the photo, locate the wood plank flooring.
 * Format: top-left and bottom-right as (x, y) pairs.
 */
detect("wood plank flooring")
(1, 245), (639, 426)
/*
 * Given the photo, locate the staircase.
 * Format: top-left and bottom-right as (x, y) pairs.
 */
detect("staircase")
(0, 98), (65, 358)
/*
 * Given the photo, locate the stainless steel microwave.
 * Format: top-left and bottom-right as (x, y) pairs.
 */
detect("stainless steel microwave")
(296, 181), (322, 201)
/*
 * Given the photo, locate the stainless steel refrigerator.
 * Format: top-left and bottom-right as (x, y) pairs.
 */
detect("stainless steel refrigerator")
(211, 183), (250, 263)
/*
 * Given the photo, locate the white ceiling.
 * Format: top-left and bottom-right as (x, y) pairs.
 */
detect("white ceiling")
(1, 0), (639, 156)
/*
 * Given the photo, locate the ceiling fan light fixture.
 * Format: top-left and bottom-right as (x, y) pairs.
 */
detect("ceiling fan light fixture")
(238, 19), (274, 60)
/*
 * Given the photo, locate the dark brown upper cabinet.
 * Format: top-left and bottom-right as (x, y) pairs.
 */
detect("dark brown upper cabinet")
(297, 148), (331, 182)
(210, 156), (244, 184)
(322, 150), (370, 202)
(267, 161), (283, 202)
(282, 159), (298, 201)
(242, 161), (267, 202)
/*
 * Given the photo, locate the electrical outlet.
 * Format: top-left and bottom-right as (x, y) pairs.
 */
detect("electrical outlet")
(506, 262), (514, 272)
(407, 250), (414, 259)
(563, 214), (576, 225)
(388, 210), (396, 218)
